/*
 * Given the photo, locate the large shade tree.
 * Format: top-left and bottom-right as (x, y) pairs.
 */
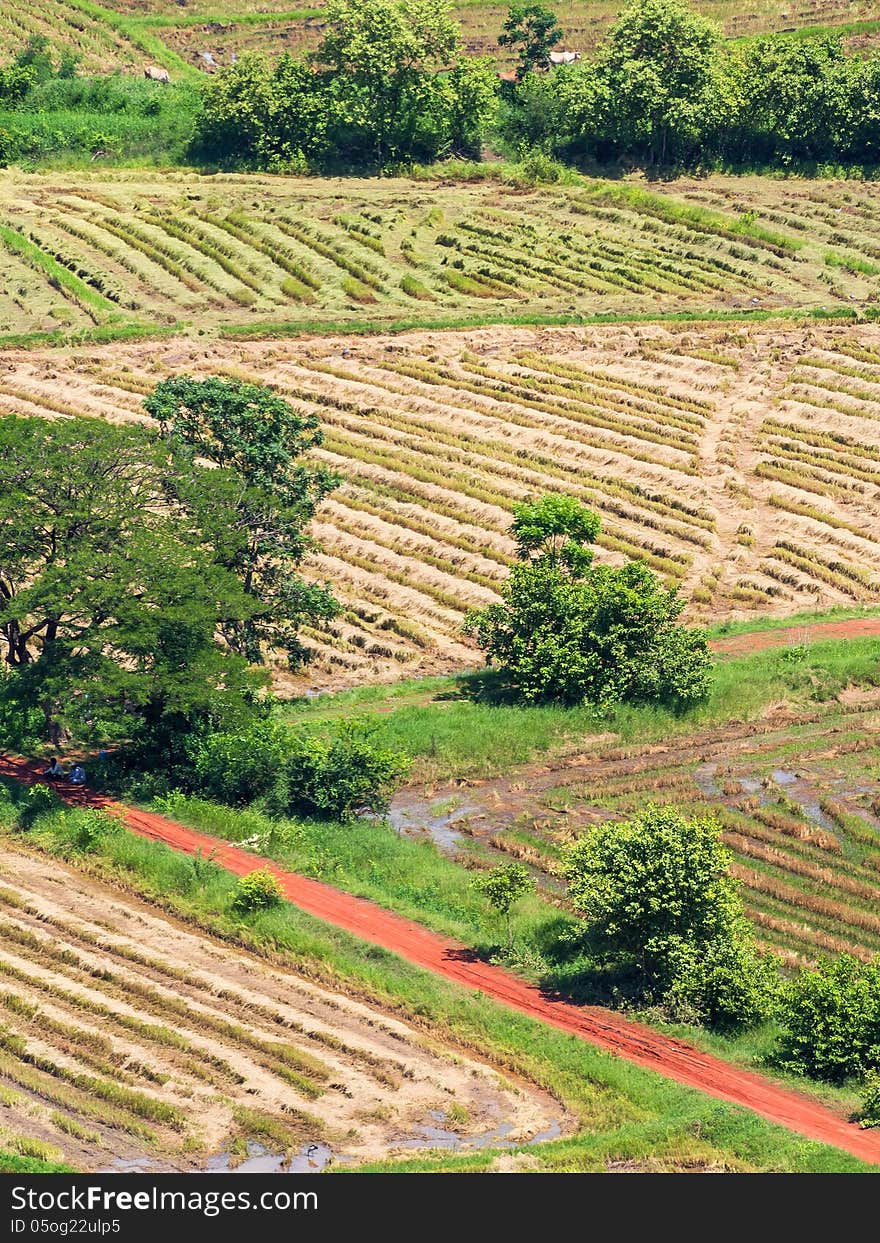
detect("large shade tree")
(0, 415), (263, 751)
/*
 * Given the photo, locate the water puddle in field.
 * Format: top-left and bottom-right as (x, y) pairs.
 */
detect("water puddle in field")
(103, 1115), (566, 1173)
(387, 795), (478, 854)
(692, 764), (842, 835)
(102, 1157), (164, 1173)
(203, 1141), (342, 1174)
(693, 763), (721, 797)
(394, 1111), (563, 1152)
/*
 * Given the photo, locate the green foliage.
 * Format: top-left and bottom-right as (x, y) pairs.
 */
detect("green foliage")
(144, 375), (340, 666)
(661, 934), (779, 1031)
(464, 495), (710, 707)
(471, 861), (534, 947)
(187, 720), (291, 806)
(498, 4), (563, 80)
(232, 867), (284, 913)
(62, 808), (123, 853)
(494, 0), (880, 170)
(193, 0), (498, 169)
(563, 806), (739, 976)
(510, 493), (601, 574)
(18, 783), (59, 829)
(597, 0), (724, 165)
(0, 41), (197, 167)
(285, 718), (411, 820)
(0, 414), (264, 752)
(562, 804), (774, 1029)
(859, 1072), (880, 1129)
(774, 956), (880, 1084)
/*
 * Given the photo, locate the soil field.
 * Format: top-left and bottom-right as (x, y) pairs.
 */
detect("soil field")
(6, 0), (880, 77)
(3, 172), (880, 341)
(0, 839), (565, 1172)
(7, 318), (880, 685)
(2, 754), (878, 1165)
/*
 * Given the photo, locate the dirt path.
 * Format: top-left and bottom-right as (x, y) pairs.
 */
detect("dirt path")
(3, 753), (880, 1165)
(710, 614), (880, 656)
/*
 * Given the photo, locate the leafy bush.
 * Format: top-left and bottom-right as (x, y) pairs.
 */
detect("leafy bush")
(563, 805), (740, 979)
(662, 932), (779, 1031)
(859, 1072), (880, 1129)
(286, 718), (410, 821)
(62, 808), (122, 853)
(471, 861), (534, 947)
(187, 721), (291, 806)
(232, 868), (284, 913)
(17, 783), (59, 829)
(562, 804), (776, 1029)
(774, 955), (880, 1083)
(465, 496), (710, 707)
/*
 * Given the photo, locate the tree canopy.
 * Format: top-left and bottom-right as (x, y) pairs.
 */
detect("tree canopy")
(464, 495), (710, 707)
(563, 805), (777, 1028)
(498, 4), (564, 80)
(194, 0), (498, 168)
(144, 375), (340, 667)
(0, 415), (263, 751)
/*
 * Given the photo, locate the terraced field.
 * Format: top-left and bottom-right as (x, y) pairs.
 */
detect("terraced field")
(5, 318), (880, 684)
(0, 843), (563, 1171)
(7, 0), (880, 76)
(4, 172), (880, 341)
(402, 689), (880, 968)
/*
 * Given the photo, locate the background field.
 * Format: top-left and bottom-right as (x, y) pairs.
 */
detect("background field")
(8, 173), (880, 340)
(7, 317), (880, 684)
(6, 0), (880, 77)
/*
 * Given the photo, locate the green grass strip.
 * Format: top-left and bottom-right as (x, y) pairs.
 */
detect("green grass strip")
(0, 225), (120, 318)
(64, 0), (198, 78)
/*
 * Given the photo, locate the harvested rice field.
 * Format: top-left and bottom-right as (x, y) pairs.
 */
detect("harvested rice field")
(7, 318), (880, 684)
(6, 172), (880, 341)
(391, 687), (880, 969)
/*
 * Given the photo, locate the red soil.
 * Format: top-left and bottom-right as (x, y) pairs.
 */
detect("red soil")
(3, 751), (880, 1165)
(710, 615), (880, 657)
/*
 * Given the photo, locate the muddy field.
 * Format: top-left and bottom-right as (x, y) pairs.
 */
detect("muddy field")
(396, 687), (880, 966)
(0, 845), (567, 1172)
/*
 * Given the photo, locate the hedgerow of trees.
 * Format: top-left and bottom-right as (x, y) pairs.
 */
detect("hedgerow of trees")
(193, 0), (499, 169)
(497, 0), (880, 168)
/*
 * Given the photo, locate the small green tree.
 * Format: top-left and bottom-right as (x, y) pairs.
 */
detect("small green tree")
(498, 4), (563, 80)
(187, 720), (291, 807)
(563, 805), (739, 978)
(232, 868), (284, 913)
(464, 495), (710, 707)
(562, 805), (774, 1028)
(471, 862), (534, 948)
(597, 0), (725, 164)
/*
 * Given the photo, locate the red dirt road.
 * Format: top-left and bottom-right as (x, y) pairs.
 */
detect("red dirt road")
(3, 753), (880, 1165)
(710, 614), (880, 657)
